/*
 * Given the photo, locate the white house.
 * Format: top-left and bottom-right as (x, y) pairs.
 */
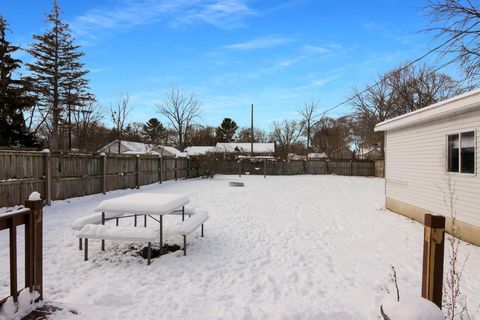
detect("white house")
(98, 140), (182, 157)
(375, 89), (480, 245)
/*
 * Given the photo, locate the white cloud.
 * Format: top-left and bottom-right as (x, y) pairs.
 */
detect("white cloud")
(224, 36), (294, 50)
(71, 0), (254, 36)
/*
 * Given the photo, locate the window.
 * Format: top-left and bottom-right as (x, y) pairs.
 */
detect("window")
(447, 131), (475, 174)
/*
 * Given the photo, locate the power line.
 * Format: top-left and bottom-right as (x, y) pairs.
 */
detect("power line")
(311, 25), (474, 125)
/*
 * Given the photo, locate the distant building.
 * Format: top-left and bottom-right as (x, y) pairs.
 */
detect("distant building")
(98, 140), (182, 157)
(307, 152), (328, 159)
(357, 146), (382, 160)
(184, 146), (217, 156)
(215, 142), (275, 156)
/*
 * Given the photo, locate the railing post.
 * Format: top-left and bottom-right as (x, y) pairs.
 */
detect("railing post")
(24, 192), (43, 301)
(101, 153), (107, 194)
(135, 155), (140, 189)
(422, 213), (445, 309)
(43, 149), (51, 205)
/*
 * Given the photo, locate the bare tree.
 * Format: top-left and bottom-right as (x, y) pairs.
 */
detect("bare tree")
(350, 64), (464, 158)
(425, 0), (480, 83)
(111, 93), (132, 153)
(297, 101), (319, 150)
(312, 116), (353, 159)
(156, 87), (201, 150)
(271, 119), (304, 159)
(72, 101), (103, 152)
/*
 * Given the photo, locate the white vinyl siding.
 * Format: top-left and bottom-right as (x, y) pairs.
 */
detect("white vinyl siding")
(385, 109), (480, 226)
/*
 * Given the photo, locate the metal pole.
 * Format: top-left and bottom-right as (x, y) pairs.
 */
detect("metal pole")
(159, 215), (163, 253)
(101, 212), (105, 251)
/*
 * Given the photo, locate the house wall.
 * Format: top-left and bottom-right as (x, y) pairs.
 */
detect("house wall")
(385, 108), (480, 244)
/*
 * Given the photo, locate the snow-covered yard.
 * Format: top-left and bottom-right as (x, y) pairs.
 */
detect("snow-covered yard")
(1, 175), (480, 319)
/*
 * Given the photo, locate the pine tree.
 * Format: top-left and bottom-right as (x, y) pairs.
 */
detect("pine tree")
(142, 118), (166, 145)
(215, 118), (238, 142)
(0, 16), (37, 147)
(27, 0), (93, 150)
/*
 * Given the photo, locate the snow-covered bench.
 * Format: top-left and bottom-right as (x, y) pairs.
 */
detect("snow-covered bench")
(169, 206), (197, 220)
(72, 211), (127, 250)
(77, 224), (158, 265)
(177, 210), (209, 256)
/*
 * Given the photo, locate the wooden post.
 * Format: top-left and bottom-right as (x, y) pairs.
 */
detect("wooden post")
(238, 159), (242, 178)
(135, 155), (140, 189)
(263, 158), (267, 178)
(349, 160), (353, 176)
(24, 195), (43, 301)
(43, 150), (51, 205)
(175, 157), (178, 181)
(101, 153), (106, 194)
(158, 156), (162, 184)
(187, 157), (190, 179)
(422, 214), (445, 309)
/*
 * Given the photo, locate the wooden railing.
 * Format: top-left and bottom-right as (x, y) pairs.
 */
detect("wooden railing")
(0, 196), (43, 307)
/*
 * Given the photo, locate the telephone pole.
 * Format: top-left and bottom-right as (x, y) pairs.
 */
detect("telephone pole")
(250, 104), (254, 155)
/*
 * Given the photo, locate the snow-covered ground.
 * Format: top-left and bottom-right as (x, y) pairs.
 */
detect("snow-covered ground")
(1, 175), (479, 319)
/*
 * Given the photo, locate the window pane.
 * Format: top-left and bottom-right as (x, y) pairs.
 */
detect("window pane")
(448, 134), (459, 172)
(461, 131), (475, 174)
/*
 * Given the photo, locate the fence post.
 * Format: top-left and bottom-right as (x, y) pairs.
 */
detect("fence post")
(175, 157), (178, 181)
(101, 153), (106, 194)
(43, 150), (51, 205)
(264, 158), (267, 178)
(349, 160), (353, 176)
(421, 213), (445, 309)
(135, 155), (140, 189)
(24, 193), (43, 301)
(187, 157), (190, 179)
(158, 156), (162, 184)
(238, 159), (242, 178)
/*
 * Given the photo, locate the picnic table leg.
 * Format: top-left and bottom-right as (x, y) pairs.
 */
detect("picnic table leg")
(183, 235), (186, 256)
(116, 218), (119, 226)
(144, 215), (147, 228)
(147, 242), (152, 265)
(84, 239), (88, 261)
(101, 212), (105, 251)
(182, 206), (185, 221)
(159, 215), (163, 253)
(79, 238), (82, 250)
(201, 224), (204, 237)
(134, 214), (137, 227)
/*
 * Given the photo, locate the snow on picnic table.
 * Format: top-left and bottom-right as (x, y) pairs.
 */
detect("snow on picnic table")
(1, 175), (480, 319)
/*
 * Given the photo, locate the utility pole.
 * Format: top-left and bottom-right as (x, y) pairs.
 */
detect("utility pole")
(251, 104), (254, 155)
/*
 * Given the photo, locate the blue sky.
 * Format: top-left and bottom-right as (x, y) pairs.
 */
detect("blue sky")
(2, 0), (457, 129)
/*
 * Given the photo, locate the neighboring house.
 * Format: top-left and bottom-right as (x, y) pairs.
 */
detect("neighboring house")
(375, 89), (480, 245)
(184, 146), (217, 156)
(288, 153), (306, 160)
(307, 152), (328, 160)
(357, 146), (382, 159)
(215, 142), (275, 156)
(98, 140), (182, 157)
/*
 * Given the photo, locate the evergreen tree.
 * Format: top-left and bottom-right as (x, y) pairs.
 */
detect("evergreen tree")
(215, 118), (238, 142)
(142, 118), (166, 145)
(27, 0), (93, 150)
(0, 16), (37, 147)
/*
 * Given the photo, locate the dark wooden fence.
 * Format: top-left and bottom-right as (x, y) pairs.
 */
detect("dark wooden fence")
(0, 197), (43, 307)
(218, 159), (383, 177)
(0, 151), (201, 208)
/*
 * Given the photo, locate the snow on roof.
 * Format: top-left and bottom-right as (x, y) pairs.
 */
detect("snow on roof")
(123, 150), (160, 155)
(215, 143), (275, 153)
(307, 152), (327, 159)
(184, 146), (216, 156)
(375, 88), (480, 132)
(121, 141), (155, 152)
(357, 147), (381, 156)
(157, 146), (181, 156)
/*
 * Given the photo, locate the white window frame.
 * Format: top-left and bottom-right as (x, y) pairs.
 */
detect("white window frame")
(445, 129), (477, 176)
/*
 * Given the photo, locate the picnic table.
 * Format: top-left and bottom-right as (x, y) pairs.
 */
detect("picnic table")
(94, 192), (190, 250)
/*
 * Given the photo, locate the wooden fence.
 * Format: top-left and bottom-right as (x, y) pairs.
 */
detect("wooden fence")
(0, 197), (43, 307)
(217, 159), (384, 177)
(0, 151), (200, 208)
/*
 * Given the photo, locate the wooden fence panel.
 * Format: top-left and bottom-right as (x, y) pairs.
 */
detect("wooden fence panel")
(0, 152), (45, 180)
(375, 160), (385, 178)
(306, 160), (326, 174)
(352, 161), (375, 176)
